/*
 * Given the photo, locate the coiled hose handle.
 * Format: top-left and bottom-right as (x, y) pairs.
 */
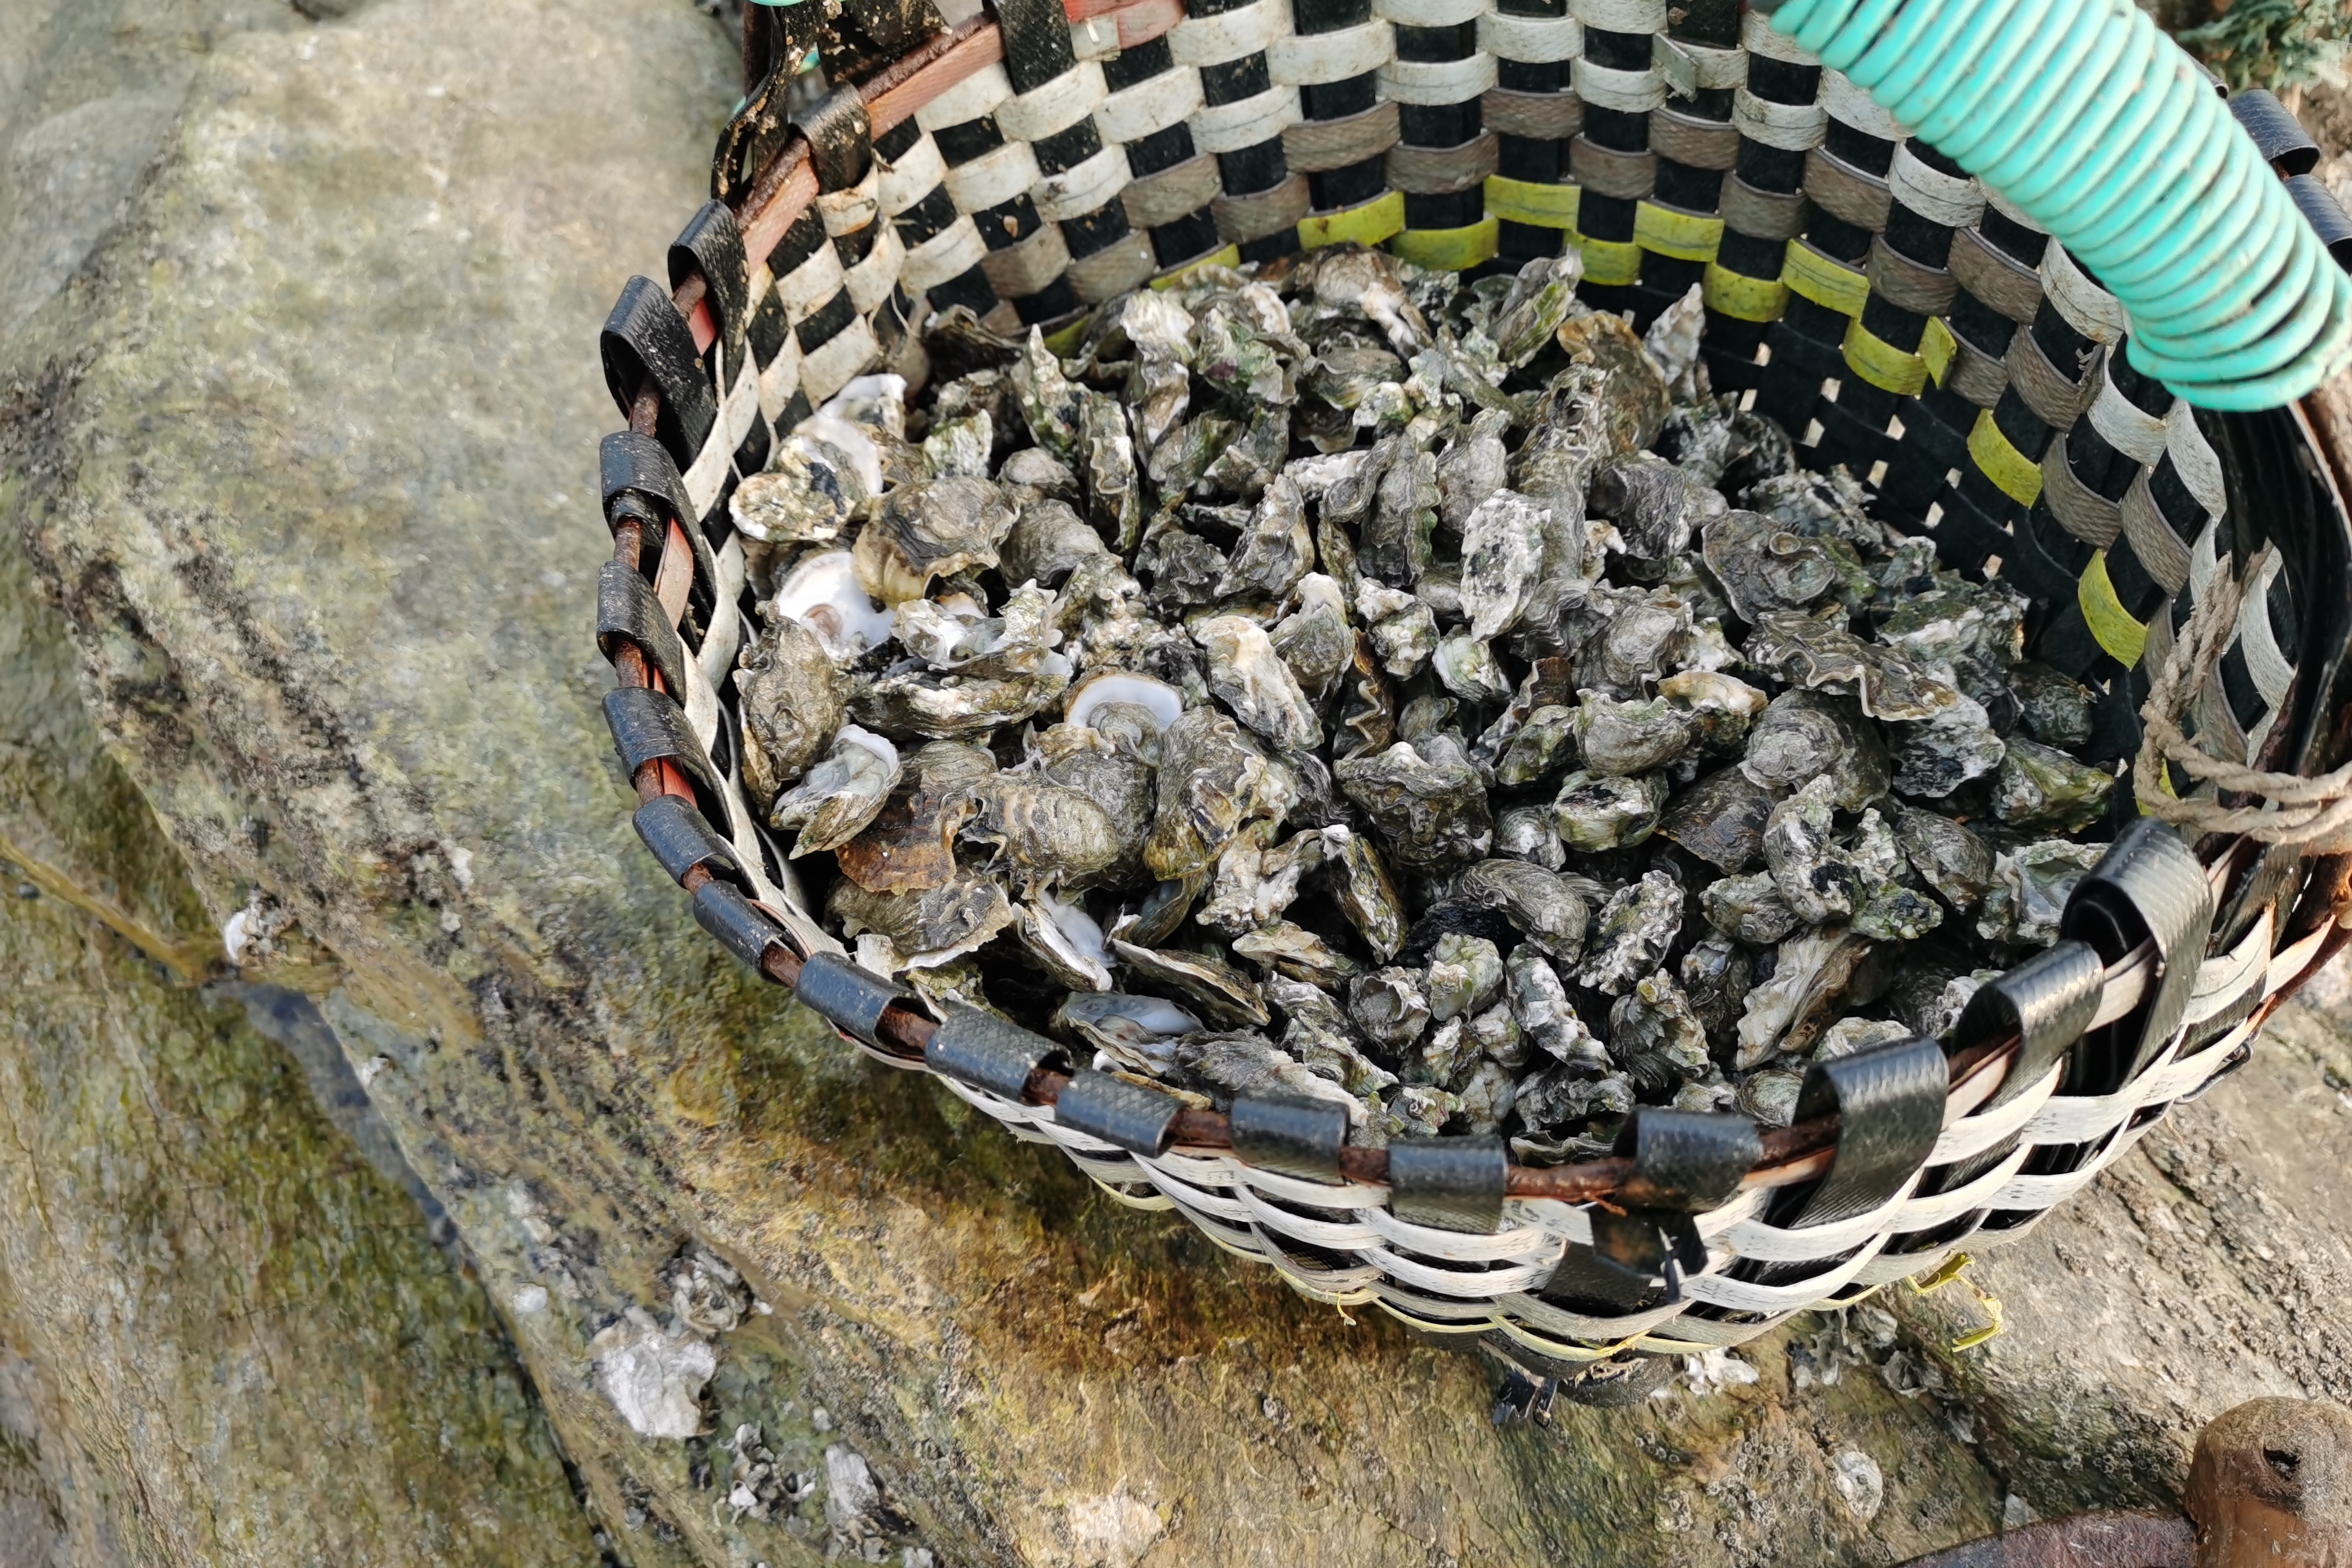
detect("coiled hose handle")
(1758, 0), (2352, 410)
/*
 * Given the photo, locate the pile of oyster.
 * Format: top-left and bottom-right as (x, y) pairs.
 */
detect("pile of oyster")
(725, 248), (2117, 1162)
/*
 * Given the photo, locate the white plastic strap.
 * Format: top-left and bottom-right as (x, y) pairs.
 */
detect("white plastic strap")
(1234, 1182), (1384, 1249)
(1734, 87), (1827, 150)
(1926, 1063), (2061, 1165)
(2089, 366), (2170, 466)
(1680, 1233), (1888, 1313)
(2168, 401), (2228, 519)
(900, 214), (988, 293)
(995, 60), (1107, 142)
(1171, 0), (1292, 63)
(1376, 0), (1485, 24)
(1887, 142), (1982, 228)
(841, 225), (903, 314)
(2183, 908), (2273, 1027)
(1032, 141), (1130, 220)
(1723, 1173), (1921, 1264)
(1357, 1204), (1554, 1264)
(1378, 52), (1496, 104)
(1819, 70), (1903, 140)
(2237, 546), (2296, 707)
(1272, 19), (1395, 83)
(1357, 1244), (1548, 1299)
(798, 315), (879, 407)
(1657, 34), (1747, 92)
(756, 322), (801, 422)
(1741, 8), (1819, 63)
(815, 167), (881, 237)
(2042, 244), (2130, 344)
(942, 137), (1042, 213)
(1192, 83), (1302, 150)
(914, 62), (1013, 132)
(1568, 0), (1664, 28)
(776, 240), (847, 316)
(1097, 64), (1204, 141)
(1070, 12), (1122, 61)
(1478, 11), (1581, 64)
(877, 133), (946, 216)
(1571, 55), (1664, 113)
(1891, 1145), (2035, 1231)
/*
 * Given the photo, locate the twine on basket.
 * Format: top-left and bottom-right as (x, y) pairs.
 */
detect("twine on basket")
(2135, 542), (2352, 845)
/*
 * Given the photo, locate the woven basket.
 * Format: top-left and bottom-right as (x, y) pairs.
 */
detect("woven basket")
(591, 0), (2352, 1384)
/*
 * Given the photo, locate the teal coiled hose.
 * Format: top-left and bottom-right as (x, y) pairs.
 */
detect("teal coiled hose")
(1759, 0), (2352, 410)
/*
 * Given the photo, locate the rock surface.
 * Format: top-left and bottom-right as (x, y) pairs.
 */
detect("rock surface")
(0, 0), (2349, 1561)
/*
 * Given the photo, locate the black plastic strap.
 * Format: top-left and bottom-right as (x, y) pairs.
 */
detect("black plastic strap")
(1571, 1209), (1708, 1307)
(925, 1004), (1058, 1099)
(1228, 1094), (1348, 1184)
(1953, 938), (2104, 1109)
(793, 951), (916, 1044)
(714, 2), (823, 202)
(632, 793), (746, 889)
(2059, 818), (2214, 1094)
(1786, 1036), (1949, 1228)
(600, 275), (716, 470)
(693, 880), (787, 972)
(601, 686), (730, 835)
(2230, 88), (2320, 176)
(1055, 1071), (1183, 1155)
(994, 0), (1080, 94)
(1613, 1109), (1763, 1213)
(669, 201), (750, 353)
(1387, 1137), (1507, 1233)
(794, 86), (874, 193)
(600, 431), (693, 532)
(2287, 175), (2352, 270)
(596, 560), (689, 698)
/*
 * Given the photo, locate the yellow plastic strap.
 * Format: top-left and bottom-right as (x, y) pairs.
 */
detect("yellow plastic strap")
(1921, 315), (1957, 386)
(1634, 202), (1725, 262)
(1575, 235), (1642, 286)
(1043, 315), (1092, 356)
(1152, 244), (1240, 288)
(1968, 407), (2044, 505)
(1485, 175), (1580, 230)
(2079, 553), (2149, 667)
(1391, 216), (1498, 270)
(1300, 190), (1405, 251)
(1843, 316), (1928, 396)
(1782, 239), (1870, 317)
(1703, 262), (1787, 322)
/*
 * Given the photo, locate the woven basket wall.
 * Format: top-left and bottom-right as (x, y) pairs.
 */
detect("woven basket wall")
(589, 0), (2352, 1371)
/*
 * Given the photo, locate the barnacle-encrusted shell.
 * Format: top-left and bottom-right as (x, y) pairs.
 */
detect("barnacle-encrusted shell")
(1576, 872), (1683, 996)
(1196, 614), (1324, 751)
(966, 774), (1120, 894)
(1741, 691), (1890, 809)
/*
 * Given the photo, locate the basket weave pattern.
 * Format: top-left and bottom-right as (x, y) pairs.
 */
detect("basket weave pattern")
(591, 0), (2352, 1363)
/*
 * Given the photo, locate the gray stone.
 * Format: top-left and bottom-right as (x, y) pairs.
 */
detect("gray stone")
(6, 0), (2352, 1560)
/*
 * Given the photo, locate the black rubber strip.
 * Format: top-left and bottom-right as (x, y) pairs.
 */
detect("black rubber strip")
(1387, 1137), (1507, 1233)
(1614, 1108), (1763, 1213)
(632, 793), (746, 890)
(596, 560), (689, 699)
(600, 275), (716, 468)
(1784, 1035), (1949, 1228)
(792, 952), (917, 1044)
(1228, 1094), (1348, 1184)
(669, 201), (749, 353)
(1055, 1071), (1183, 1155)
(926, 1003), (1059, 1099)
(601, 686), (730, 835)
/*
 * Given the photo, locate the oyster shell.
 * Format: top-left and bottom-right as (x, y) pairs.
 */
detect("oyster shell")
(1053, 990), (1201, 1075)
(1741, 691), (1890, 810)
(852, 475), (1018, 605)
(1144, 707), (1275, 882)
(738, 612), (847, 805)
(966, 774), (1120, 895)
(833, 740), (994, 894)
(769, 725), (899, 853)
(1992, 738), (2115, 832)
(1575, 872), (1684, 996)
(773, 549), (896, 663)
(1458, 490), (1549, 638)
(998, 498), (1108, 589)
(1112, 939), (1269, 1027)
(1195, 614), (1323, 751)
(828, 874), (1015, 966)
(1893, 806), (1995, 911)
(1335, 740), (1493, 869)
(1572, 691), (1696, 777)
(1658, 767), (1772, 872)
(1551, 770), (1666, 852)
